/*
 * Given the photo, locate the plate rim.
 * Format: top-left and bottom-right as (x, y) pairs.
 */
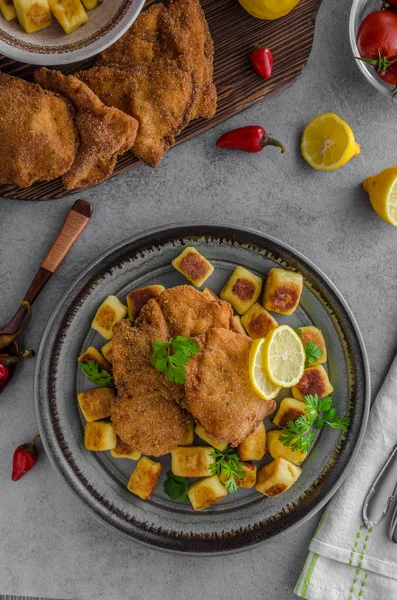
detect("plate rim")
(34, 222), (371, 554)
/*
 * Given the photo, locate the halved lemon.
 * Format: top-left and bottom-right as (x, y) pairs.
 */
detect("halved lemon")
(249, 338), (281, 400)
(363, 167), (397, 226)
(262, 325), (305, 387)
(301, 113), (360, 171)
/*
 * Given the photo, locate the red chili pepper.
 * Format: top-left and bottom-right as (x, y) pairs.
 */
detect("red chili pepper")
(250, 45), (273, 79)
(216, 126), (285, 153)
(0, 356), (8, 382)
(12, 434), (40, 481)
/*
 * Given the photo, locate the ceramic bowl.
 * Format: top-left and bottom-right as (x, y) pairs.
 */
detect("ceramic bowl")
(0, 0), (145, 66)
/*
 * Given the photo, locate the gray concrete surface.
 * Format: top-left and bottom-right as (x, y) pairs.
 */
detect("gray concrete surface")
(1, 0), (397, 598)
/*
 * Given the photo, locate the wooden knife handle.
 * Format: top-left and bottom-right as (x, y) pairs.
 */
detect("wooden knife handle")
(41, 200), (92, 273)
(0, 200), (93, 337)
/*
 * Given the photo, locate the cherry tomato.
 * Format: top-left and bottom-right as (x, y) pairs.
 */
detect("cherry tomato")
(357, 11), (397, 60)
(379, 62), (397, 85)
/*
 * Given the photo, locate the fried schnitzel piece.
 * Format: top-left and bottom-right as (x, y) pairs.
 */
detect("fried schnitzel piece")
(34, 68), (138, 189)
(111, 286), (233, 455)
(139, 285), (233, 337)
(111, 313), (187, 457)
(184, 328), (276, 446)
(0, 72), (77, 188)
(77, 60), (194, 167)
(99, 0), (216, 121)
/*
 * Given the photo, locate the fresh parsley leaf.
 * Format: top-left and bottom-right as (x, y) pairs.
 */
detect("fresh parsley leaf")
(209, 448), (246, 494)
(163, 471), (189, 502)
(294, 328), (302, 337)
(80, 360), (113, 387)
(151, 337), (200, 384)
(279, 394), (350, 453)
(304, 342), (323, 367)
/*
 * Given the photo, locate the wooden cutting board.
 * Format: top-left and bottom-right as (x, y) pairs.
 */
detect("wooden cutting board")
(0, 0), (319, 200)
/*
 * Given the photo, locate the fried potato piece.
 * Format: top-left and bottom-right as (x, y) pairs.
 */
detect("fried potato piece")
(256, 457), (301, 497)
(127, 457), (162, 500)
(237, 421), (267, 461)
(110, 437), (141, 460)
(220, 266), (263, 315)
(14, 0), (51, 32)
(202, 287), (219, 301)
(267, 430), (307, 465)
(300, 325), (327, 365)
(78, 387), (115, 422)
(98, 0), (216, 121)
(291, 365), (334, 401)
(84, 421), (117, 451)
(91, 295), (128, 340)
(171, 446), (214, 477)
(77, 60), (195, 168)
(219, 461), (257, 489)
(172, 247), (214, 287)
(231, 315), (247, 336)
(272, 397), (307, 428)
(77, 346), (111, 372)
(195, 424), (228, 451)
(100, 341), (113, 364)
(126, 285), (165, 321)
(184, 328), (276, 446)
(188, 475), (227, 511)
(48, 0), (87, 34)
(0, 73), (77, 188)
(34, 68), (138, 189)
(262, 268), (303, 316)
(179, 420), (194, 446)
(241, 303), (278, 339)
(0, 0), (16, 21)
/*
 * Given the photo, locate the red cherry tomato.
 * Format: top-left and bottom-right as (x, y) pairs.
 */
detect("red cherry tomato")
(387, 0), (397, 7)
(357, 11), (397, 60)
(379, 62), (397, 85)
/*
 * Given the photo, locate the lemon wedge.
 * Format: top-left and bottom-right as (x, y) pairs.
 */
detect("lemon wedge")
(301, 113), (360, 171)
(249, 338), (281, 400)
(363, 167), (397, 226)
(238, 0), (300, 19)
(262, 325), (305, 388)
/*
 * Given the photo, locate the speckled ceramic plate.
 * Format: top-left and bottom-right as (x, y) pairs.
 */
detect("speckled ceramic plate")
(0, 0), (144, 65)
(34, 224), (370, 553)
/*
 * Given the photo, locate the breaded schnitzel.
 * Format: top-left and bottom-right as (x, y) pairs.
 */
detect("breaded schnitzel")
(111, 286), (233, 455)
(99, 0), (216, 122)
(34, 68), (138, 190)
(0, 73), (78, 188)
(77, 0), (216, 167)
(138, 285), (233, 337)
(77, 60), (195, 168)
(184, 328), (276, 446)
(112, 316), (187, 457)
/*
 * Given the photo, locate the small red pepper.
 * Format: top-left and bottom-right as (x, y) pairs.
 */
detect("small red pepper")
(12, 434), (40, 481)
(0, 356), (8, 382)
(250, 45), (273, 79)
(216, 126), (285, 153)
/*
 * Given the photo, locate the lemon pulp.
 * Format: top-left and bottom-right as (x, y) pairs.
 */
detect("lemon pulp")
(262, 325), (305, 388)
(301, 113), (360, 171)
(249, 338), (281, 400)
(363, 167), (397, 226)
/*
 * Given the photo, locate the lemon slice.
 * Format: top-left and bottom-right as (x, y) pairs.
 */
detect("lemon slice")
(262, 325), (305, 387)
(301, 113), (360, 171)
(249, 338), (281, 400)
(363, 167), (397, 226)
(238, 0), (300, 20)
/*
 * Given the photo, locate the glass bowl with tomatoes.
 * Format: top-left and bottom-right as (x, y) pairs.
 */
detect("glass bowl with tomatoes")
(350, 0), (397, 98)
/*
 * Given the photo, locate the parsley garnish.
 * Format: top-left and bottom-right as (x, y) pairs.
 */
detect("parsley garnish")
(293, 328), (323, 366)
(151, 337), (200, 384)
(304, 342), (323, 367)
(80, 360), (113, 387)
(163, 471), (189, 502)
(279, 394), (350, 453)
(209, 448), (246, 494)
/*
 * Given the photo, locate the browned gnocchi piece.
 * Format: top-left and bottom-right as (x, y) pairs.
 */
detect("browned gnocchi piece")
(240, 303), (278, 339)
(220, 266), (262, 314)
(188, 475), (227, 510)
(77, 387), (115, 422)
(262, 268), (303, 316)
(256, 458), (301, 497)
(172, 247), (214, 287)
(127, 457), (162, 500)
(126, 284), (165, 321)
(291, 365), (334, 401)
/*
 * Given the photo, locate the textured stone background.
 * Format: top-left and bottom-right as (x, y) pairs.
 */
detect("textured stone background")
(1, 0), (397, 598)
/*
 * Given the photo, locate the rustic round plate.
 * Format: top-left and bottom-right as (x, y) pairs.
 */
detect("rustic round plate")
(34, 224), (370, 553)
